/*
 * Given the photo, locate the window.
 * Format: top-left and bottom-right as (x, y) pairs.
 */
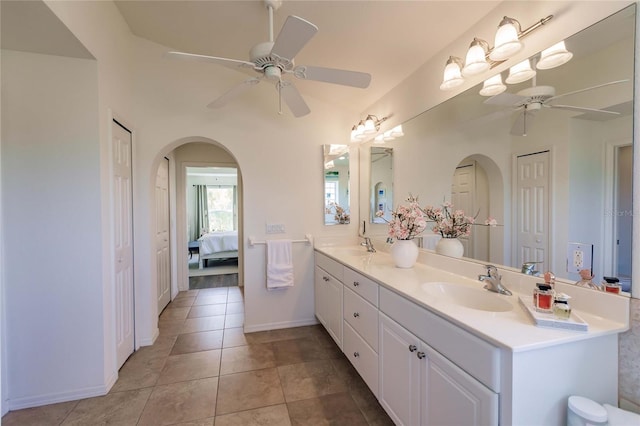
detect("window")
(207, 186), (235, 231)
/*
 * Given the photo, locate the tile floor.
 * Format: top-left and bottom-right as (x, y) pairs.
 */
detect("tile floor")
(2, 286), (394, 425)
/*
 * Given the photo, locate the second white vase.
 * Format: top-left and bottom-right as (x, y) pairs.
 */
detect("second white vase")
(390, 239), (419, 268)
(435, 237), (464, 258)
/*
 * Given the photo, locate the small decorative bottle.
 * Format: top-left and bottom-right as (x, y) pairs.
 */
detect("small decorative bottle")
(575, 269), (600, 290)
(553, 293), (572, 320)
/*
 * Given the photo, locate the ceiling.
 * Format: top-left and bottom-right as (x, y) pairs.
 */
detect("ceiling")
(113, 0), (502, 114)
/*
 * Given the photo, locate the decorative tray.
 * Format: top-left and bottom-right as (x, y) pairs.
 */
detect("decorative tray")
(518, 296), (589, 332)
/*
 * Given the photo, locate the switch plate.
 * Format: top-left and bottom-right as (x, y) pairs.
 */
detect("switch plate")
(266, 223), (285, 234)
(566, 242), (593, 273)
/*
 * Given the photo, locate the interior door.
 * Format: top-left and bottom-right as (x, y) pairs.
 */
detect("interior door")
(615, 145), (632, 280)
(112, 120), (135, 369)
(156, 158), (171, 313)
(515, 151), (550, 272)
(451, 163), (475, 258)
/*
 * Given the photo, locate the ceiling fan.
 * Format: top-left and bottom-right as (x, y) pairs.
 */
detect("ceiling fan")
(165, 0), (371, 117)
(484, 79), (628, 136)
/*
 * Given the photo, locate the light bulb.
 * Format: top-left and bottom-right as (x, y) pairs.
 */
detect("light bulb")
(490, 17), (524, 61)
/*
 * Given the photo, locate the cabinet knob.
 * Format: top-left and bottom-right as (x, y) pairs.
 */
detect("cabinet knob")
(353, 281), (360, 287)
(323, 276), (329, 282)
(417, 351), (426, 359)
(408, 344), (417, 352)
(353, 312), (360, 318)
(353, 352), (360, 358)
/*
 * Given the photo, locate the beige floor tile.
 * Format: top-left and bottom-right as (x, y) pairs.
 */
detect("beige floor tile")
(225, 301), (244, 314)
(160, 306), (191, 321)
(278, 360), (347, 402)
(111, 337), (177, 392)
(157, 349), (221, 385)
(348, 375), (395, 426)
(137, 377), (218, 426)
(158, 318), (187, 337)
(287, 392), (368, 426)
(214, 404), (291, 426)
(198, 287), (229, 296)
(171, 330), (224, 355)
(216, 368), (284, 415)
(61, 388), (152, 425)
(220, 343), (276, 375)
(167, 296), (196, 308)
(182, 315), (226, 334)
(175, 289), (200, 299)
(271, 337), (340, 366)
(224, 313), (244, 328)
(194, 294), (228, 306)
(227, 291), (244, 302)
(188, 304), (226, 318)
(1, 400), (78, 426)
(170, 418), (214, 426)
(222, 327), (248, 348)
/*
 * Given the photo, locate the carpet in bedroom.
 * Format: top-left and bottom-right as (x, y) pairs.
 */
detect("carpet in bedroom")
(189, 273), (238, 290)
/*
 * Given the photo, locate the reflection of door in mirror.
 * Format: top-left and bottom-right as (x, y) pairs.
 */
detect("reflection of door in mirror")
(515, 151), (550, 273)
(323, 145), (350, 225)
(370, 147), (393, 223)
(452, 160), (490, 261)
(615, 145), (632, 290)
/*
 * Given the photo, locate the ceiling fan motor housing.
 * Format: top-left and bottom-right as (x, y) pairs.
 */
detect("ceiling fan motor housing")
(517, 85), (556, 108)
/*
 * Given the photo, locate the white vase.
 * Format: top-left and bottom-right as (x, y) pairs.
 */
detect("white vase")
(435, 237), (464, 258)
(390, 239), (419, 268)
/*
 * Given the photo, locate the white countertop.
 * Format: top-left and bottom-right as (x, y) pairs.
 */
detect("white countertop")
(315, 245), (628, 352)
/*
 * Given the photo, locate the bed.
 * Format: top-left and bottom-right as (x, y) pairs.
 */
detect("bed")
(198, 231), (239, 269)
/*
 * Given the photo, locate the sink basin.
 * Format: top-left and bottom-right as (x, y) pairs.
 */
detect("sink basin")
(421, 282), (513, 312)
(330, 248), (374, 257)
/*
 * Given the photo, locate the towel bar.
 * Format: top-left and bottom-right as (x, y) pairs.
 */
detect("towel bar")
(248, 234), (313, 247)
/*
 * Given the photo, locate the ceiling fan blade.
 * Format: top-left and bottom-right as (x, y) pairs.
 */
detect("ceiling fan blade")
(547, 79), (629, 102)
(511, 109), (538, 136)
(278, 81), (310, 117)
(484, 92), (528, 107)
(547, 104), (621, 115)
(271, 15), (318, 60)
(293, 65), (371, 88)
(207, 78), (261, 109)
(165, 51), (256, 71)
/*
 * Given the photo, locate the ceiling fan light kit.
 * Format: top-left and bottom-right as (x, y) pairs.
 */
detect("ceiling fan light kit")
(165, 0), (371, 117)
(440, 14), (553, 91)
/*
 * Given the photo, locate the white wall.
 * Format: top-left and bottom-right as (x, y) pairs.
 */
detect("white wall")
(1, 50), (104, 408)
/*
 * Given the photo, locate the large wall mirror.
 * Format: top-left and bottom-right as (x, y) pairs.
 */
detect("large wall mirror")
(324, 144), (351, 225)
(363, 5), (635, 290)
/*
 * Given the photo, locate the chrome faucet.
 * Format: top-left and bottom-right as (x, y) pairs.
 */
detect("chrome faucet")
(478, 265), (512, 295)
(360, 236), (376, 253)
(521, 261), (542, 276)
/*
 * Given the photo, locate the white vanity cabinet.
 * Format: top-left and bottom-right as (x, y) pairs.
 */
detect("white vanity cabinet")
(314, 252), (343, 348)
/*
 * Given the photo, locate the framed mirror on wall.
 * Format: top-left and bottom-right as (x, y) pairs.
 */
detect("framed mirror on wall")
(359, 4), (635, 292)
(323, 144), (351, 225)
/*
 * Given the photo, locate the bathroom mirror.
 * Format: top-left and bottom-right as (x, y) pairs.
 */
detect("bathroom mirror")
(370, 147), (394, 224)
(324, 144), (350, 225)
(363, 5), (635, 289)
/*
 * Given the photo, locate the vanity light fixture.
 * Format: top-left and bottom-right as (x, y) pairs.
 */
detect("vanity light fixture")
(536, 40), (573, 69)
(373, 134), (386, 144)
(350, 114), (390, 141)
(479, 73), (507, 96)
(440, 14), (553, 91)
(505, 59), (536, 84)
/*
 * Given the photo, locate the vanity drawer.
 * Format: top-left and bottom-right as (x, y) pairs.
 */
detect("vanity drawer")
(343, 287), (379, 351)
(343, 321), (379, 397)
(380, 287), (500, 392)
(315, 251), (344, 282)
(343, 267), (379, 306)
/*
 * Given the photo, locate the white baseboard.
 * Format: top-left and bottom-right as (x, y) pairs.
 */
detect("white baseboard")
(243, 317), (319, 333)
(7, 382), (110, 411)
(137, 327), (159, 348)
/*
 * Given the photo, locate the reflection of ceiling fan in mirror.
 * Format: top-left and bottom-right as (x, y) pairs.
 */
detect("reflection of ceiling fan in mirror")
(165, 0), (371, 117)
(484, 79), (628, 136)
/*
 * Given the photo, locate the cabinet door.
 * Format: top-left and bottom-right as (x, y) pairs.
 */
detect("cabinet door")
(379, 313), (421, 426)
(421, 345), (499, 426)
(314, 266), (329, 327)
(325, 273), (343, 347)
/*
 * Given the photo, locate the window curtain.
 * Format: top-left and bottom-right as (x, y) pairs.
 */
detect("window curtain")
(193, 184), (208, 241)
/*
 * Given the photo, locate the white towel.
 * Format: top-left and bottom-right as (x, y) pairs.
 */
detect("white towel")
(266, 239), (294, 290)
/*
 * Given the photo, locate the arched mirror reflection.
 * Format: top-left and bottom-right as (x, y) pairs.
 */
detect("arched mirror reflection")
(323, 144), (350, 225)
(370, 147), (393, 223)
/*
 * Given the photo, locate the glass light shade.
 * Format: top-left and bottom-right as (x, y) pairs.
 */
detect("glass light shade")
(536, 41), (573, 69)
(350, 126), (359, 142)
(462, 42), (490, 77)
(390, 124), (404, 138)
(355, 121), (367, 139)
(479, 74), (507, 96)
(324, 160), (335, 169)
(489, 19), (523, 61)
(363, 116), (377, 134)
(505, 59), (536, 84)
(439, 57), (464, 91)
(373, 134), (386, 144)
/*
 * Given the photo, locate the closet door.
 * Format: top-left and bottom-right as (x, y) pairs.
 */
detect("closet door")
(112, 120), (135, 369)
(156, 158), (171, 313)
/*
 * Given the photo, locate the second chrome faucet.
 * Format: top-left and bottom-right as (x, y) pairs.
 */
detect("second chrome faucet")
(478, 265), (512, 296)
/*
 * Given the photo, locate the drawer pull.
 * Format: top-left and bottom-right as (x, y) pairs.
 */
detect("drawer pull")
(408, 344), (417, 352)
(353, 281), (360, 287)
(353, 351), (360, 358)
(417, 351), (426, 360)
(353, 312), (360, 318)
(323, 276), (329, 282)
